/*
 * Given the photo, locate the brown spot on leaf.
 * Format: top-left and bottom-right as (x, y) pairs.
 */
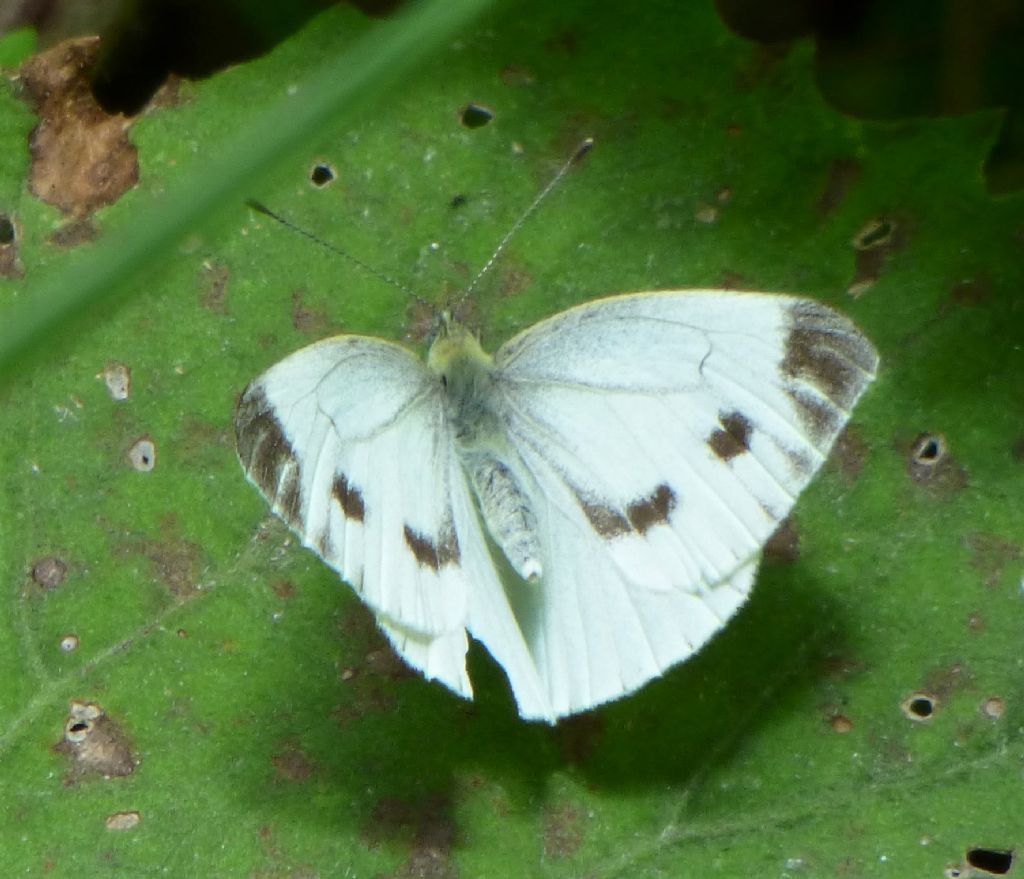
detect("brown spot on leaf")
(544, 29), (580, 54)
(922, 662), (972, 703)
(363, 795), (457, 879)
(831, 424), (868, 483)
(333, 473), (366, 522)
(764, 519), (800, 562)
(816, 158), (862, 218)
(500, 64), (535, 86)
(31, 555), (68, 589)
(556, 711), (605, 764)
(271, 579), (297, 599)
(331, 609), (416, 722)
(829, 714), (854, 733)
(717, 270), (747, 290)
(966, 533), (1022, 589)
(53, 700), (137, 781)
(949, 275), (992, 307)
(47, 217), (99, 247)
(403, 524), (460, 571)
(19, 38), (139, 218)
(126, 516), (205, 597)
(105, 811), (141, 830)
(272, 739), (319, 782)
(980, 696), (1005, 720)
(820, 652), (867, 680)
(543, 802), (585, 859)
(498, 262), (533, 298)
(406, 299), (440, 342)
(708, 410), (752, 461)
(365, 645), (418, 681)
(199, 260), (230, 314)
(626, 483), (676, 534)
(694, 203), (719, 224)
(290, 288), (334, 335)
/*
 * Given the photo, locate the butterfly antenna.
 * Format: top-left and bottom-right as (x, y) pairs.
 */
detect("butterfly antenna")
(245, 199), (427, 305)
(457, 137), (594, 305)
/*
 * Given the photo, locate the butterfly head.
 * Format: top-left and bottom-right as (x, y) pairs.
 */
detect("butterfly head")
(427, 312), (496, 417)
(427, 313), (491, 373)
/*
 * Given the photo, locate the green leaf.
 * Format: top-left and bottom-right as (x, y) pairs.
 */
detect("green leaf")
(2, 1), (1023, 876)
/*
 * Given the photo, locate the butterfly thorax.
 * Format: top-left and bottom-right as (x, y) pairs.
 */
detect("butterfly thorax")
(427, 317), (543, 582)
(427, 318), (497, 444)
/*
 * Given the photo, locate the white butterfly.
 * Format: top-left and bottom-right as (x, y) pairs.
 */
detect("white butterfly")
(235, 285), (877, 721)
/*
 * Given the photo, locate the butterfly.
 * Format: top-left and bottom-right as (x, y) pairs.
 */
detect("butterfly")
(235, 283), (877, 722)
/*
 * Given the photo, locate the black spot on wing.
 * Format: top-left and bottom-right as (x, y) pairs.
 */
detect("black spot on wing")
(787, 387), (843, 447)
(626, 483), (677, 534)
(578, 497), (631, 539)
(708, 411), (752, 461)
(573, 482), (678, 538)
(234, 384), (303, 526)
(782, 301), (878, 444)
(403, 524), (461, 572)
(332, 473), (366, 522)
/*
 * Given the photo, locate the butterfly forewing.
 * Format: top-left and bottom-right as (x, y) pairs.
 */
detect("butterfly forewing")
(235, 335), (470, 638)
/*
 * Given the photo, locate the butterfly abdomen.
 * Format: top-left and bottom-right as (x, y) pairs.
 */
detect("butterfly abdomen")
(461, 448), (543, 582)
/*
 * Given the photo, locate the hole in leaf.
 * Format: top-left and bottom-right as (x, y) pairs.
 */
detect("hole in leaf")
(450, 193), (467, 208)
(310, 162), (335, 187)
(966, 847), (1014, 874)
(128, 437), (157, 472)
(901, 692), (938, 721)
(852, 217), (895, 250)
(913, 434), (944, 463)
(907, 432), (958, 487)
(460, 102), (494, 128)
(909, 697), (933, 717)
(0, 213), (14, 244)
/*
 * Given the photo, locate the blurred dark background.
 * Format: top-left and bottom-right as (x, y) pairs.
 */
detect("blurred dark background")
(2, 0), (1022, 192)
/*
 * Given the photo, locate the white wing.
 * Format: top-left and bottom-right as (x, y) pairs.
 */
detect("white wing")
(470, 290), (877, 719)
(235, 333), (557, 717)
(235, 335), (477, 677)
